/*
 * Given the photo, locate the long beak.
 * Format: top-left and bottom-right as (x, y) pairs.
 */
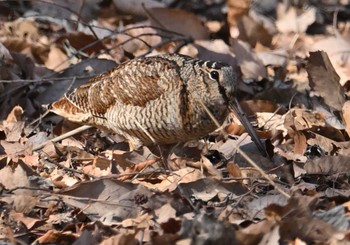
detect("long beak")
(229, 98), (268, 157)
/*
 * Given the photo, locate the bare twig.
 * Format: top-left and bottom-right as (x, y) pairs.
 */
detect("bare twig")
(236, 147), (290, 198)
(32, 125), (92, 151)
(0, 75), (94, 83)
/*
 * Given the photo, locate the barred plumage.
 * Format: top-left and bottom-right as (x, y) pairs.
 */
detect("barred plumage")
(51, 53), (238, 150)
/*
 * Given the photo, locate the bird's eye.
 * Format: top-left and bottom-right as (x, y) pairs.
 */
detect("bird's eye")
(209, 70), (219, 81)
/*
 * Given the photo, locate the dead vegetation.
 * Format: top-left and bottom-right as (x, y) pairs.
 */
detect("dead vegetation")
(1, 0), (350, 244)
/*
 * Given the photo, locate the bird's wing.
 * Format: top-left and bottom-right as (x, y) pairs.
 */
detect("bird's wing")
(52, 56), (181, 120)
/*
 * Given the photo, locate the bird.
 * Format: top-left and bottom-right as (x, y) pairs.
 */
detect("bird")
(51, 53), (267, 156)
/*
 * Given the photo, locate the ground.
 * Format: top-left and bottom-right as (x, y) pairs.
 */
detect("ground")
(0, 0), (350, 244)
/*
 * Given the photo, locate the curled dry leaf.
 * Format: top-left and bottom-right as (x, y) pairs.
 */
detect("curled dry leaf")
(293, 130), (307, 155)
(306, 131), (350, 156)
(5, 105), (23, 123)
(200, 155), (222, 179)
(134, 167), (202, 192)
(1, 106), (25, 142)
(284, 108), (326, 133)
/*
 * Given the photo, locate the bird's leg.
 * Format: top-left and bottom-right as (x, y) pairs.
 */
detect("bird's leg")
(229, 98), (268, 157)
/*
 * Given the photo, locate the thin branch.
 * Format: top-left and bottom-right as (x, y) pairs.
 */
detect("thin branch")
(0, 75), (94, 83)
(236, 147), (290, 198)
(32, 125), (93, 151)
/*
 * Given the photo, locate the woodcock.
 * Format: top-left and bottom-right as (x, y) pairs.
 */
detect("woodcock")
(51, 53), (266, 155)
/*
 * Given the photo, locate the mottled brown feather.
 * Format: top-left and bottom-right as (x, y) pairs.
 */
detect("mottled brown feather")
(63, 56), (180, 119)
(51, 54), (239, 150)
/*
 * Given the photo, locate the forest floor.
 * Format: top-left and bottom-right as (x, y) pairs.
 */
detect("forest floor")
(0, 0), (350, 244)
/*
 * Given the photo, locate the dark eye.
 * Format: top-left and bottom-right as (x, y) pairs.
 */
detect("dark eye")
(209, 70), (219, 81)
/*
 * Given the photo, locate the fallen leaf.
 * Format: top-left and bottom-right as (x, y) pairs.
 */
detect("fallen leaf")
(342, 101), (350, 137)
(148, 7), (209, 40)
(276, 4), (316, 33)
(305, 155), (350, 175)
(230, 39), (267, 79)
(306, 51), (345, 111)
(311, 37), (350, 85)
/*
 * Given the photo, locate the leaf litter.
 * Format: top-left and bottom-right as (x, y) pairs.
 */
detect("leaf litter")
(1, 0), (350, 244)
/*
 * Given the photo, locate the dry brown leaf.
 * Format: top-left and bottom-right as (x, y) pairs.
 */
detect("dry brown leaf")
(112, 146), (159, 173)
(113, 0), (164, 17)
(100, 233), (138, 245)
(306, 131), (349, 155)
(134, 167), (202, 192)
(155, 203), (177, 224)
(0, 164), (37, 213)
(227, 0), (251, 26)
(44, 45), (69, 71)
(9, 211), (45, 230)
(256, 112), (286, 135)
(256, 49), (288, 67)
(0, 141), (27, 162)
(224, 119), (246, 136)
(35, 230), (78, 244)
(5, 105), (23, 123)
(114, 24), (161, 56)
(55, 32), (105, 55)
(305, 155), (350, 175)
(237, 219), (275, 243)
(293, 131), (307, 155)
(241, 100), (284, 116)
(237, 15), (273, 47)
(342, 101), (350, 137)
(227, 161), (242, 179)
(1, 19), (39, 40)
(177, 178), (248, 202)
(1, 121), (24, 142)
(93, 156), (111, 170)
(311, 37), (350, 85)
(193, 39), (237, 68)
(200, 155), (222, 179)
(148, 7), (209, 40)
(276, 4), (316, 33)
(21, 154), (40, 167)
(284, 108), (326, 133)
(306, 51), (345, 111)
(230, 39), (267, 79)
(118, 158), (158, 181)
(59, 178), (158, 225)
